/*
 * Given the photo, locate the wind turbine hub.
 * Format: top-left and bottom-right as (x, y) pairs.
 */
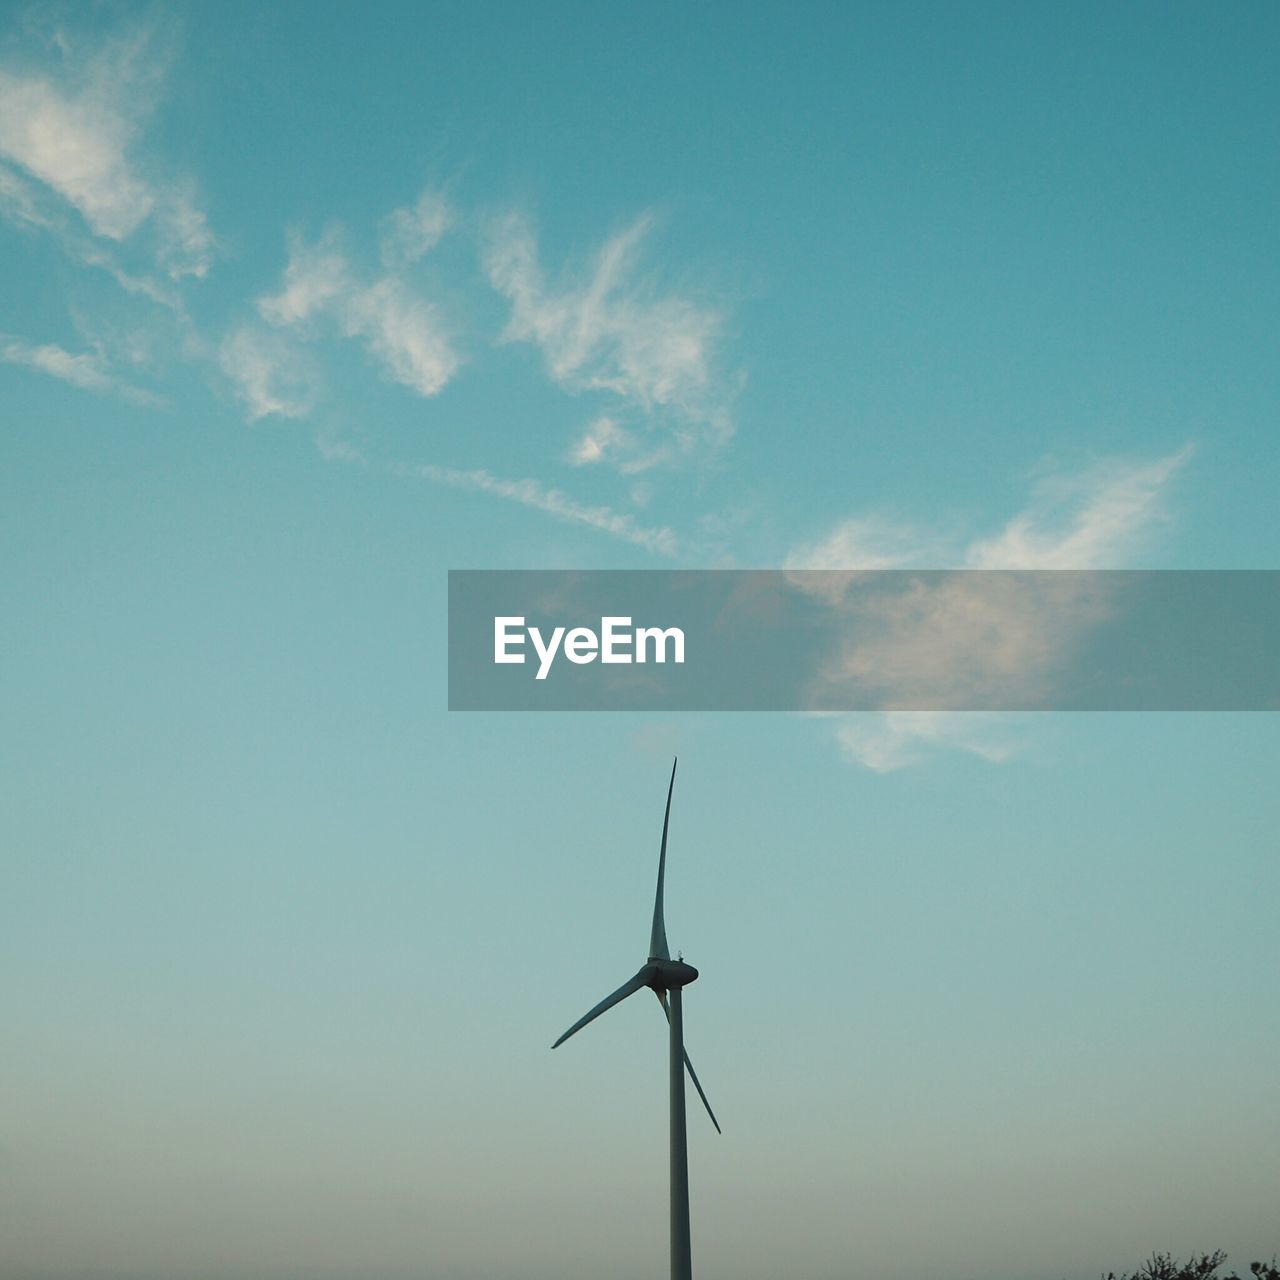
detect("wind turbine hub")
(648, 958), (699, 989)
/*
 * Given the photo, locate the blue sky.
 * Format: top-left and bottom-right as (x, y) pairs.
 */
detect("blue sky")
(2, 4), (1278, 1278)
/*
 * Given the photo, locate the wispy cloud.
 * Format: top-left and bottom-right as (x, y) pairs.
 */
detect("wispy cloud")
(483, 211), (732, 470)
(258, 228), (351, 328)
(0, 66), (154, 240)
(0, 160), (182, 308)
(566, 414), (671, 475)
(0, 26), (215, 280)
(253, 222), (459, 408)
(0, 161), (51, 231)
(834, 712), (1018, 773)
(343, 277), (457, 398)
(155, 182), (214, 282)
(315, 432), (365, 465)
(380, 190), (451, 269)
(75, 240), (184, 309)
(964, 446), (1193, 570)
(400, 462), (679, 556)
(785, 514), (947, 577)
(789, 450), (1192, 578)
(788, 449), (1193, 770)
(1, 333), (159, 405)
(567, 415), (630, 466)
(218, 325), (316, 421)
(0, 21), (728, 551)
(801, 569), (1112, 713)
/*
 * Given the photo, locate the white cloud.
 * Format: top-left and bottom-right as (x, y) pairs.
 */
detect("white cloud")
(257, 230), (459, 399)
(343, 277), (458, 397)
(789, 449), (1192, 771)
(402, 463), (679, 556)
(0, 69), (154, 239)
(1, 333), (158, 404)
(785, 514), (946, 577)
(0, 164), (184, 309)
(0, 161), (52, 230)
(380, 190), (451, 268)
(801, 569), (1111, 713)
(575, 436), (674, 475)
(483, 211), (732, 465)
(155, 182), (216, 281)
(315, 434), (365, 465)
(567, 415), (630, 466)
(0, 29), (215, 279)
(789, 451), (1192, 578)
(258, 229), (351, 328)
(834, 712), (1018, 773)
(75, 241), (183, 309)
(218, 326), (316, 421)
(964, 446), (1193, 569)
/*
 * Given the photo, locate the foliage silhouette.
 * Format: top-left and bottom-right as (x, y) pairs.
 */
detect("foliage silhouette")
(1101, 1253), (1279, 1280)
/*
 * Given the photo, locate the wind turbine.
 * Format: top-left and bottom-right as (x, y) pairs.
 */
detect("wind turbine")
(552, 758), (720, 1280)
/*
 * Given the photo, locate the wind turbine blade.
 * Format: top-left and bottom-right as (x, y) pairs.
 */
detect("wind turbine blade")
(658, 991), (721, 1134)
(551, 969), (651, 1049)
(649, 758), (677, 961)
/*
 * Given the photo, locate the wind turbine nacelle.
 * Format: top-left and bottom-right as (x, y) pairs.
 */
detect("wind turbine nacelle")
(648, 959), (699, 989)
